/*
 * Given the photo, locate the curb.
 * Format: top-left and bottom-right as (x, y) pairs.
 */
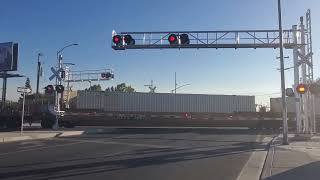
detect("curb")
(56, 131), (84, 137)
(0, 131), (85, 143)
(1, 136), (32, 143)
(260, 135), (280, 180)
(236, 136), (275, 180)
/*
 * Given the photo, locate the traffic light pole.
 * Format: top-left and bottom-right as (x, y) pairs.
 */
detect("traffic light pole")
(53, 53), (61, 130)
(278, 0), (289, 145)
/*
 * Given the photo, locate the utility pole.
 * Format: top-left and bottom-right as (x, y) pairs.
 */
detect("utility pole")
(175, 72), (177, 94)
(36, 53), (43, 99)
(278, 0), (289, 145)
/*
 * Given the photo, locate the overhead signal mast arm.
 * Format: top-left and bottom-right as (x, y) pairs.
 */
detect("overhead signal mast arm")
(112, 29), (297, 50)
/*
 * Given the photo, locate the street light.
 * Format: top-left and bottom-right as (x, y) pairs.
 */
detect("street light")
(56, 43), (78, 72)
(171, 84), (191, 94)
(54, 43), (79, 130)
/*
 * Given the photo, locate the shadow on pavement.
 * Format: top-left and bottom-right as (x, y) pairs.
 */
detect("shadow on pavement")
(264, 161), (320, 180)
(84, 128), (279, 136)
(0, 141), (266, 180)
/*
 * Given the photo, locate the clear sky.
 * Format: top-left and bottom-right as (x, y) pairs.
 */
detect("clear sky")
(1, 0), (320, 106)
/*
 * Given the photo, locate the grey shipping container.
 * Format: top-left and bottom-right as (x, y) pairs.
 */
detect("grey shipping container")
(77, 91), (256, 113)
(270, 97), (320, 115)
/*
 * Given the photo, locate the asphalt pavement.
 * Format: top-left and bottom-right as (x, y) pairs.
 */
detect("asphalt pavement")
(0, 128), (275, 180)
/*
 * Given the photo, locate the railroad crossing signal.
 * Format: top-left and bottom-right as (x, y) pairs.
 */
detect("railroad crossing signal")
(113, 35), (122, 45)
(124, 35), (135, 45)
(60, 70), (65, 79)
(56, 85), (64, 94)
(45, 85), (54, 95)
(179, 34), (190, 44)
(167, 34), (190, 45)
(296, 84), (307, 94)
(49, 67), (63, 81)
(101, 72), (114, 79)
(168, 34), (178, 44)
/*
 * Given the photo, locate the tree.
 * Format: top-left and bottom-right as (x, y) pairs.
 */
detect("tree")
(21, 78), (32, 98)
(86, 84), (102, 91)
(125, 85), (135, 92)
(25, 78), (31, 89)
(115, 83), (127, 92)
(105, 83), (135, 93)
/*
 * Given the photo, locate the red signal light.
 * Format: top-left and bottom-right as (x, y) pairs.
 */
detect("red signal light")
(113, 35), (122, 45)
(168, 34), (178, 44)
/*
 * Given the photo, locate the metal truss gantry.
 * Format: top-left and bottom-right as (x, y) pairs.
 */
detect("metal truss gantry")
(64, 69), (114, 83)
(112, 30), (298, 50)
(63, 68), (114, 109)
(112, 10), (315, 134)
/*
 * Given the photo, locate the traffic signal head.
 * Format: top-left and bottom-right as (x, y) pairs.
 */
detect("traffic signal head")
(285, 88), (295, 97)
(124, 35), (135, 45)
(113, 35), (122, 45)
(179, 34), (190, 44)
(60, 71), (65, 79)
(168, 34), (178, 44)
(296, 84), (307, 94)
(45, 85), (54, 95)
(56, 85), (65, 94)
(101, 72), (114, 79)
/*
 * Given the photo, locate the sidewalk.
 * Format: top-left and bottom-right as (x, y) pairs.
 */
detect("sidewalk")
(261, 134), (320, 180)
(0, 128), (84, 143)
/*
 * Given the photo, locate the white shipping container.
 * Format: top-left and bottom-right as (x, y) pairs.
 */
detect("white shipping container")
(77, 91), (255, 113)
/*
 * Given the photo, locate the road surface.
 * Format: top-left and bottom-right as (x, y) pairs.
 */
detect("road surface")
(0, 128), (274, 180)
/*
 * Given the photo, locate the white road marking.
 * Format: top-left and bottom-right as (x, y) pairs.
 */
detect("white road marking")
(91, 126), (249, 129)
(58, 138), (171, 149)
(18, 141), (45, 149)
(0, 141), (85, 156)
(19, 144), (43, 149)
